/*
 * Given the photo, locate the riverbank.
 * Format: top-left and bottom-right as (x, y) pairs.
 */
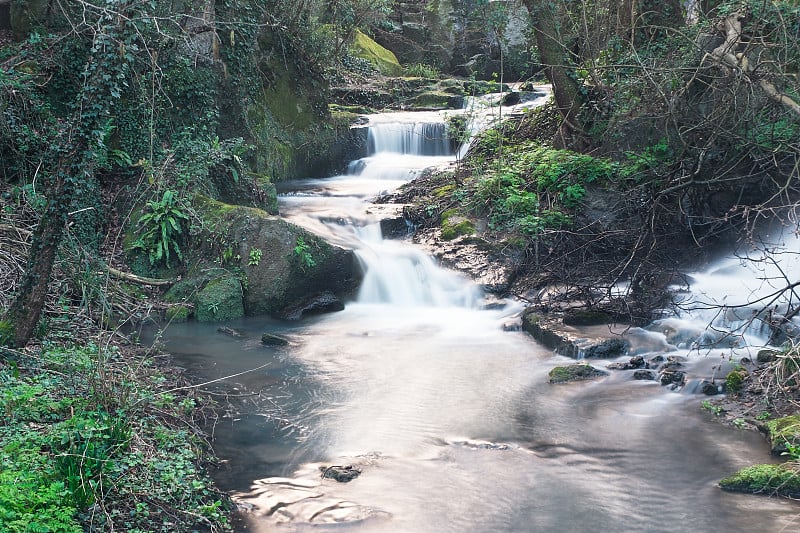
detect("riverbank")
(0, 336), (232, 532)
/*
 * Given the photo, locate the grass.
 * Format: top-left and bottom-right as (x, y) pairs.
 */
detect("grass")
(0, 342), (231, 532)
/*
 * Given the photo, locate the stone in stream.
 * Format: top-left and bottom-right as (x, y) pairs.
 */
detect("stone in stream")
(261, 333), (290, 346)
(701, 381), (720, 395)
(632, 369), (656, 380)
(607, 355), (646, 370)
(319, 465), (361, 483)
(217, 326), (245, 338)
(548, 364), (608, 384)
(583, 338), (630, 359)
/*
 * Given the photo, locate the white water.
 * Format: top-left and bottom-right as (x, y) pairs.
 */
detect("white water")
(160, 104), (800, 531)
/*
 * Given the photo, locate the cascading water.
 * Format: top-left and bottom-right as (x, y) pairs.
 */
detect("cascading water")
(156, 102), (800, 532)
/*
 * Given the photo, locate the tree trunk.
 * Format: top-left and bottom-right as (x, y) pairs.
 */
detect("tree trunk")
(522, 0), (585, 148)
(6, 163), (72, 347)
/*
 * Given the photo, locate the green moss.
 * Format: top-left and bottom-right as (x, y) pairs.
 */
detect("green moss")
(725, 368), (748, 393)
(441, 219), (475, 240)
(195, 276), (244, 322)
(434, 185), (456, 198)
(720, 463), (800, 498)
(166, 305), (191, 323)
(350, 30), (402, 76)
(764, 416), (800, 455)
(549, 364), (608, 383)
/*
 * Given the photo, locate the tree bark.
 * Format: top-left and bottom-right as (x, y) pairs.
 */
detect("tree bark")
(522, 0), (585, 148)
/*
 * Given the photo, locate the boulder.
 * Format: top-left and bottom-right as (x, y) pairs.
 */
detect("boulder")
(278, 291), (345, 320)
(195, 275), (244, 322)
(632, 369), (656, 381)
(351, 30), (402, 76)
(194, 196), (361, 318)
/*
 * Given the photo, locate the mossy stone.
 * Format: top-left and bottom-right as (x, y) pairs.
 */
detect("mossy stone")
(351, 30), (402, 76)
(725, 368), (748, 393)
(195, 276), (244, 322)
(548, 364), (608, 383)
(720, 463), (800, 498)
(166, 305), (191, 323)
(763, 415), (800, 455)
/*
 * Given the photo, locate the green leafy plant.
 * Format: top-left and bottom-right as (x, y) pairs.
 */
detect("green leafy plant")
(294, 236), (316, 270)
(248, 247), (263, 266)
(131, 189), (189, 267)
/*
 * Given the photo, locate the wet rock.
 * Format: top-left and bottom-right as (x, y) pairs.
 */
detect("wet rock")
(701, 381), (720, 395)
(279, 291), (345, 320)
(261, 333), (289, 346)
(380, 217), (409, 239)
(548, 364), (608, 384)
(607, 355), (646, 370)
(758, 415), (800, 456)
(562, 309), (613, 326)
(195, 276), (245, 322)
(218, 326), (245, 338)
(757, 349), (779, 363)
(659, 369), (686, 386)
(319, 465), (361, 483)
(583, 338), (630, 359)
(632, 369), (656, 380)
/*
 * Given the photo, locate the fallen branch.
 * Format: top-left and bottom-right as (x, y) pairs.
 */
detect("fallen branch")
(106, 266), (175, 287)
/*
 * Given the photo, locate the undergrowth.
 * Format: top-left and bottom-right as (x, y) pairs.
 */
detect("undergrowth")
(0, 342), (230, 532)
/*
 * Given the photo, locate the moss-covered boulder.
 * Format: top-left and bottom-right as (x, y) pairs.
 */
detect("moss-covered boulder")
(548, 364), (608, 384)
(440, 209), (475, 241)
(351, 30), (402, 76)
(720, 463), (800, 498)
(563, 309), (614, 326)
(760, 416), (800, 456)
(195, 275), (244, 322)
(193, 196), (361, 317)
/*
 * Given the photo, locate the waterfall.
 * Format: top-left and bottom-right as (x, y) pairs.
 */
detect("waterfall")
(367, 122), (451, 156)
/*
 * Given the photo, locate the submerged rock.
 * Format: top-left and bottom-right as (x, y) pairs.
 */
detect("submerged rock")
(261, 333), (290, 346)
(320, 465), (361, 483)
(548, 364), (608, 384)
(218, 326), (245, 338)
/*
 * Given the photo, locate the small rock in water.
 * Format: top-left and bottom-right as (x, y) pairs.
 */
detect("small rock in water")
(262, 333), (289, 346)
(632, 369), (656, 380)
(701, 381), (720, 395)
(659, 369), (686, 386)
(583, 338), (630, 359)
(320, 465), (361, 483)
(548, 364), (608, 383)
(607, 355), (646, 370)
(217, 326), (244, 338)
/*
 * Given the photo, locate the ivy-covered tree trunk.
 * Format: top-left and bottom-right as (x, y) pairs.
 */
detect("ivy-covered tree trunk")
(522, 0), (585, 148)
(3, 1), (133, 348)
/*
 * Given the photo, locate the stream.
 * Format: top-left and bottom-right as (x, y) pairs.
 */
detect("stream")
(156, 98), (800, 531)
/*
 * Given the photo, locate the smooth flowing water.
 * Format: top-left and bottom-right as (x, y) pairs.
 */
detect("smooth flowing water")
(158, 105), (800, 531)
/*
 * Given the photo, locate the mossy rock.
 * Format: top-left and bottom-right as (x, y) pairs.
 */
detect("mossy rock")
(441, 219), (476, 240)
(192, 196), (361, 317)
(166, 305), (192, 323)
(725, 368), (748, 393)
(351, 30), (402, 76)
(720, 463), (800, 498)
(195, 276), (244, 322)
(407, 90), (463, 110)
(549, 364), (608, 384)
(562, 309), (613, 326)
(762, 415), (800, 456)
